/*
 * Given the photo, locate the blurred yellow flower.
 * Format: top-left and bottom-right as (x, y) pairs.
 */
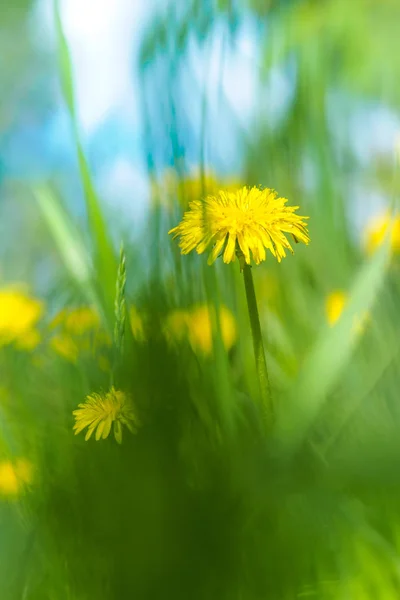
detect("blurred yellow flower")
(152, 169), (241, 211)
(0, 458), (33, 497)
(326, 291), (347, 326)
(0, 288), (43, 349)
(188, 305), (237, 354)
(73, 387), (139, 443)
(163, 310), (188, 343)
(129, 306), (145, 342)
(325, 291), (369, 334)
(364, 213), (400, 255)
(164, 305), (236, 355)
(50, 334), (79, 362)
(50, 306), (110, 364)
(169, 186), (309, 266)
(52, 307), (100, 335)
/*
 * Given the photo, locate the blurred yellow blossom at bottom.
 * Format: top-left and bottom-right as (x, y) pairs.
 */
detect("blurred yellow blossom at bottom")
(0, 288), (43, 350)
(364, 213), (400, 255)
(0, 459), (33, 497)
(73, 387), (140, 444)
(164, 305), (237, 355)
(325, 291), (369, 335)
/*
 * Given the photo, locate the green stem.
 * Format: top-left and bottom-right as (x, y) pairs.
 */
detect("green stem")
(242, 263), (273, 422)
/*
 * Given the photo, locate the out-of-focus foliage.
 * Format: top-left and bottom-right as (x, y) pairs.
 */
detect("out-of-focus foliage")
(2, 0), (400, 598)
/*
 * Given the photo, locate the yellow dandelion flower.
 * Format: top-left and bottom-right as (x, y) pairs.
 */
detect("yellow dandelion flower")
(164, 305), (236, 355)
(169, 186), (309, 265)
(0, 459), (33, 497)
(0, 288), (43, 349)
(73, 387), (139, 444)
(364, 213), (400, 255)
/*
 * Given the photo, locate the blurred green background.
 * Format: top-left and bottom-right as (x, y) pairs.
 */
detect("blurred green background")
(2, 0), (400, 598)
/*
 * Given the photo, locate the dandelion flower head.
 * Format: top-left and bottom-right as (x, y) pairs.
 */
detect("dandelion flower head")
(73, 387), (139, 444)
(169, 186), (309, 265)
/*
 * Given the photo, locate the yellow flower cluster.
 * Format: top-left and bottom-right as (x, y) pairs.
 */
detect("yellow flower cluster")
(73, 387), (139, 443)
(164, 305), (236, 355)
(0, 459), (33, 497)
(169, 186), (309, 266)
(0, 288), (43, 350)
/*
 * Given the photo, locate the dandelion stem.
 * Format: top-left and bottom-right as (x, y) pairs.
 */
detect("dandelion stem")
(242, 263), (273, 424)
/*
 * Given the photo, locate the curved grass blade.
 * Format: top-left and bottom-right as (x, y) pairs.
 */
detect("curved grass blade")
(276, 227), (393, 454)
(53, 0), (116, 318)
(33, 185), (110, 332)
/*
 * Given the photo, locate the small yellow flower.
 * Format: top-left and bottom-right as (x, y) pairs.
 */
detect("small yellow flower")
(164, 305), (236, 355)
(0, 288), (43, 349)
(325, 291), (369, 334)
(364, 213), (400, 255)
(0, 459), (33, 497)
(169, 186), (309, 265)
(73, 387), (139, 444)
(326, 291), (347, 326)
(188, 305), (237, 354)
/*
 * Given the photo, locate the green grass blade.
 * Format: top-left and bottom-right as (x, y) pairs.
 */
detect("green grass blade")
(33, 185), (110, 330)
(53, 0), (116, 317)
(276, 231), (392, 454)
